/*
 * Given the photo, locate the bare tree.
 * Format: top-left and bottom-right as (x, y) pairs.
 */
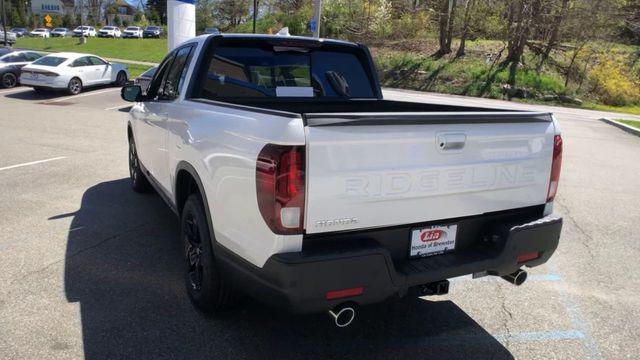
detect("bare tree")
(456, 0), (475, 57)
(504, 0), (536, 85)
(433, 0), (457, 57)
(536, 0), (570, 73)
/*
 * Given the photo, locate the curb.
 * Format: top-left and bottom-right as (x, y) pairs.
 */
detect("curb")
(599, 118), (640, 137)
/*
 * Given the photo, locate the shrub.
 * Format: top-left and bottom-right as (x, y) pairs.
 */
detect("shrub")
(589, 59), (640, 106)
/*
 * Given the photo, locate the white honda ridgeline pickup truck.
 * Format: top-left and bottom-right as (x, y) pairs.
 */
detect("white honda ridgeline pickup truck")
(121, 34), (563, 327)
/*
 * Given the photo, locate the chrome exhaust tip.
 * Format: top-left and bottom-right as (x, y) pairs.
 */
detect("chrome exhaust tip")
(501, 269), (528, 286)
(328, 305), (356, 328)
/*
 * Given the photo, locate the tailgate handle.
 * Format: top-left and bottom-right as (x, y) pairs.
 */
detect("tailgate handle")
(437, 133), (466, 151)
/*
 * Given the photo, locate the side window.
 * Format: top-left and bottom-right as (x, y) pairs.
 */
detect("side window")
(4, 55), (21, 62)
(146, 51), (176, 99)
(160, 45), (194, 100)
(26, 53), (41, 61)
(89, 56), (107, 66)
(72, 57), (90, 67)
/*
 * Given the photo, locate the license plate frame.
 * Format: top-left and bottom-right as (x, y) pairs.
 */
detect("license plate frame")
(409, 224), (458, 258)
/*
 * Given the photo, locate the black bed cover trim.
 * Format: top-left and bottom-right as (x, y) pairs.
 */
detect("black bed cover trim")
(304, 112), (554, 127)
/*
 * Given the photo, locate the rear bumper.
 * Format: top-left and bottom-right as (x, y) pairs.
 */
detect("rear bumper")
(217, 215), (562, 314)
(20, 77), (67, 89)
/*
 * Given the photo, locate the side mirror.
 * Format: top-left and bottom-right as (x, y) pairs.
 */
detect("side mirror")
(121, 85), (143, 102)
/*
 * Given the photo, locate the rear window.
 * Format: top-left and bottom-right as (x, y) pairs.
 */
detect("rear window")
(32, 56), (67, 67)
(193, 43), (375, 99)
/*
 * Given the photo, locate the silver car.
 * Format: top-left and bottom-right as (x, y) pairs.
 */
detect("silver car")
(51, 28), (71, 37)
(0, 29), (17, 45)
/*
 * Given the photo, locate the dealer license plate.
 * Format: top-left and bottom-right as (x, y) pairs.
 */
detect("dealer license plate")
(409, 224), (458, 258)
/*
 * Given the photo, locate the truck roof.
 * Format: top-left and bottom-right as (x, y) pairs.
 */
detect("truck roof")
(193, 33), (360, 48)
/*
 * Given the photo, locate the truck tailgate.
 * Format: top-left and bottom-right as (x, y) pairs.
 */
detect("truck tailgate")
(304, 112), (556, 234)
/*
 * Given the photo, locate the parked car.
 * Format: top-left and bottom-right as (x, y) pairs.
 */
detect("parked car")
(50, 28), (71, 37)
(120, 34), (564, 327)
(30, 28), (50, 38)
(143, 26), (162, 38)
(122, 26), (143, 38)
(98, 26), (121, 38)
(10, 27), (29, 37)
(0, 50), (43, 88)
(133, 66), (156, 92)
(1, 28), (17, 44)
(20, 52), (129, 95)
(72, 26), (96, 37)
(203, 28), (220, 35)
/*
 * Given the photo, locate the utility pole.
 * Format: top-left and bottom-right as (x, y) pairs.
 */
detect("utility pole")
(79, 0), (86, 44)
(252, 0), (257, 34)
(1, 0), (7, 47)
(312, 0), (321, 38)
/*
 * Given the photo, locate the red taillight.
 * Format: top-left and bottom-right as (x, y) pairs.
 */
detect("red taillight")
(325, 287), (364, 300)
(256, 144), (305, 235)
(547, 135), (563, 202)
(517, 252), (540, 263)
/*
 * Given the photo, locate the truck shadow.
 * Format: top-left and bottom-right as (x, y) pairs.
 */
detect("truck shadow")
(63, 179), (513, 360)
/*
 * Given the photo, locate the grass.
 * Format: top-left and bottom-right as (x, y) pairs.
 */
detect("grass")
(127, 63), (154, 78)
(15, 37), (167, 63)
(583, 103), (640, 116)
(372, 44), (640, 115)
(373, 49), (566, 99)
(617, 119), (640, 130)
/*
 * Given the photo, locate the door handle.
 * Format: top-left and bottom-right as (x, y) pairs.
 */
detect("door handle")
(437, 133), (467, 152)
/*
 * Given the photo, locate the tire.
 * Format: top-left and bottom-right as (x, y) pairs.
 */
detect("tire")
(1, 72), (17, 88)
(67, 77), (82, 95)
(181, 193), (236, 314)
(128, 134), (151, 193)
(115, 71), (127, 86)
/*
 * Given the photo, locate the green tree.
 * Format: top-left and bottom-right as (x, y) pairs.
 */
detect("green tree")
(213, 0), (251, 28)
(113, 15), (122, 27)
(62, 13), (74, 28)
(197, 0), (216, 31)
(146, 0), (167, 24)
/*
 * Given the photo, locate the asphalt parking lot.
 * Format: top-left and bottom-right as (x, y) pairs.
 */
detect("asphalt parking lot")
(1, 85), (639, 359)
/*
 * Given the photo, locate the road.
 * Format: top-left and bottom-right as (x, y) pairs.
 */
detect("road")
(0, 85), (639, 359)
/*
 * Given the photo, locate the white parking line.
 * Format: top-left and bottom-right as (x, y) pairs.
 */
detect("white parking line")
(104, 104), (129, 111)
(0, 87), (29, 95)
(43, 88), (120, 104)
(0, 156), (67, 172)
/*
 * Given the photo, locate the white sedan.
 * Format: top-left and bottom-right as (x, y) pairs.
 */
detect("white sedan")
(72, 26), (97, 37)
(20, 52), (129, 95)
(30, 28), (50, 38)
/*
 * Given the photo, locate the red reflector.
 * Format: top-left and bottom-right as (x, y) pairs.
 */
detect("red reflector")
(547, 135), (563, 202)
(517, 252), (540, 263)
(325, 287), (364, 300)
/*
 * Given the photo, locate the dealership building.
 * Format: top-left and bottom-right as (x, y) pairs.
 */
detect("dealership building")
(30, 0), (76, 16)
